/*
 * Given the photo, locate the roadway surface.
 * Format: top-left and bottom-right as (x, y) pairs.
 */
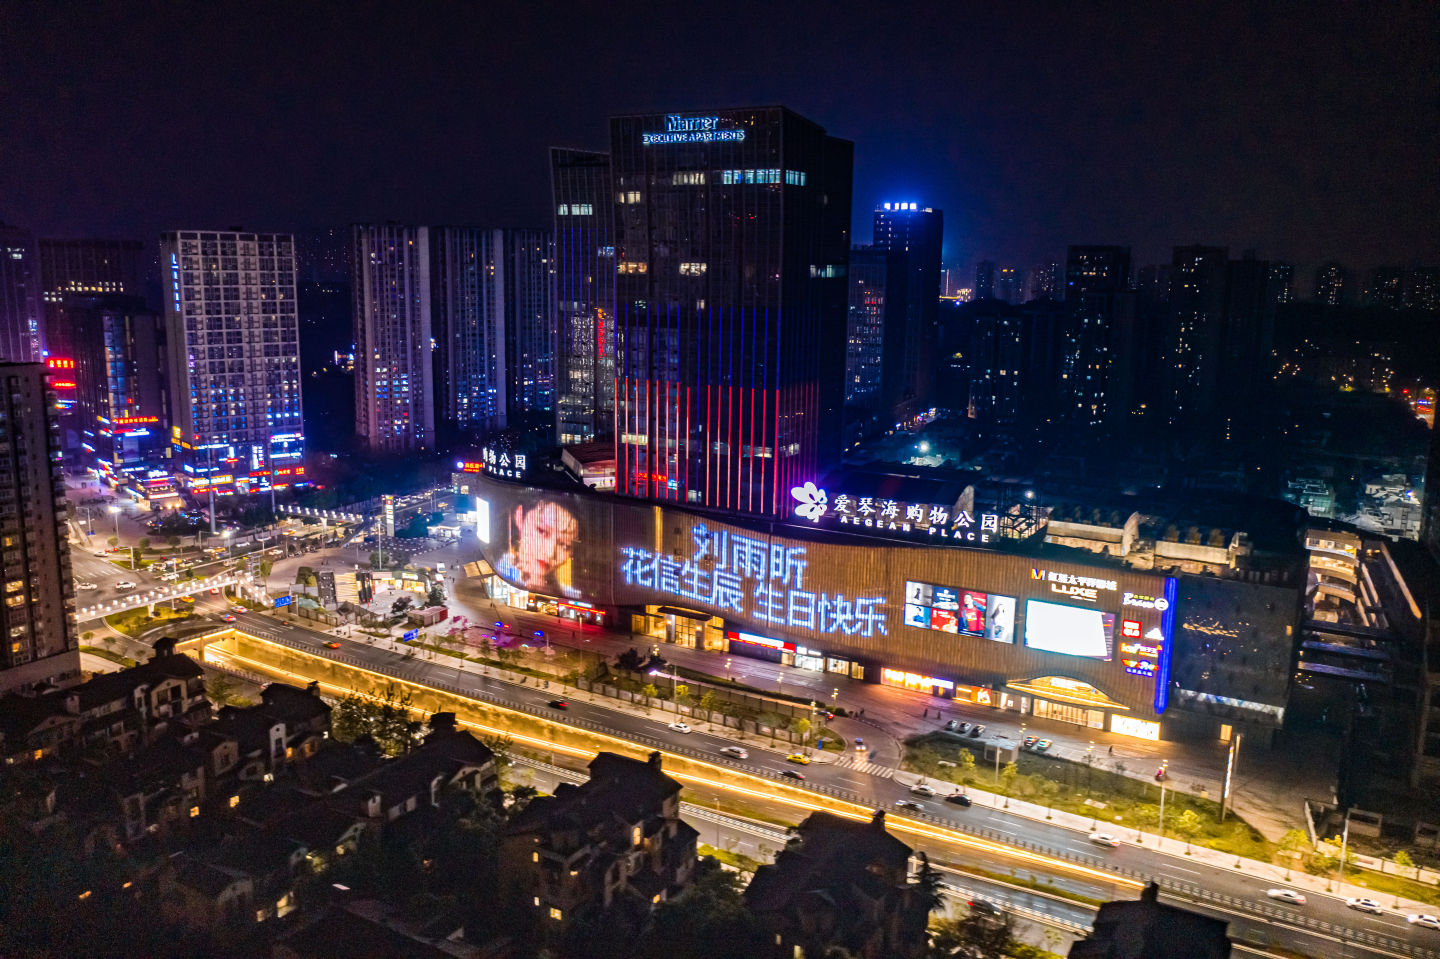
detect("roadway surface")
(215, 612), (1440, 959)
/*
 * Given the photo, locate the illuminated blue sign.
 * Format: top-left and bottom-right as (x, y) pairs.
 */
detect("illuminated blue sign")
(1152, 576), (1178, 714)
(642, 115), (746, 146)
(619, 523), (888, 638)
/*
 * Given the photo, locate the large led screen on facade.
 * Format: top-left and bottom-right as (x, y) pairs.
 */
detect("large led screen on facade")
(905, 580), (1015, 642)
(1023, 599), (1116, 660)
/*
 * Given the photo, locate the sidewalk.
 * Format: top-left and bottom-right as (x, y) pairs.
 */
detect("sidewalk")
(887, 766), (1436, 916)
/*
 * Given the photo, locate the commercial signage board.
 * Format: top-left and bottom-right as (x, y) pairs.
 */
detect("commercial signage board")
(642, 114), (746, 146)
(790, 481), (999, 544)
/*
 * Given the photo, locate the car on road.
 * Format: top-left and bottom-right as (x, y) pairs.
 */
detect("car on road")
(323, 642), (341, 649)
(1022, 736), (1039, 749)
(786, 753), (811, 765)
(968, 724), (985, 738)
(719, 745), (749, 759)
(854, 737), (866, 749)
(179, 596), (195, 604)
(945, 792), (972, 807)
(781, 770), (805, 781)
(209, 588), (220, 595)
(1407, 914), (1440, 930)
(221, 614), (236, 622)
(895, 800), (924, 812)
(1345, 898), (1385, 914)
(910, 782), (938, 797)
(93, 552), (108, 557)
(115, 581), (136, 591)
(547, 700), (569, 710)
(667, 722), (691, 734)
(232, 605), (246, 613)
(1088, 833), (1120, 848)
(76, 582), (97, 591)
(968, 899), (1001, 918)
(1034, 739), (1052, 753)
(1265, 889), (1306, 905)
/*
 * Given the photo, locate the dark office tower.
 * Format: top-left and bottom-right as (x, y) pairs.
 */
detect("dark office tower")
(1132, 265), (1173, 421)
(1314, 261), (1349, 306)
(432, 227), (506, 437)
(993, 266), (1022, 305)
(162, 230), (305, 496)
(500, 228), (556, 427)
(552, 148), (616, 446)
(1367, 267), (1407, 309)
(974, 259), (997, 300)
(0, 363), (80, 694)
(1220, 254), (1277, 429)
(1061, 245), (1131, 428)
(352, 224), (435, 453)
(0, 224), (44, 364)
(872, 202), (943, 420)
(1405, 269), (1438, 311)
(843, 247), (907, 444)
(609, 107), (852, 515)
(1027, 263), (1063, 302)
(37, 239), (144, 360)
(295, 228), (350, 284)
(1268, 261), (1294, 305)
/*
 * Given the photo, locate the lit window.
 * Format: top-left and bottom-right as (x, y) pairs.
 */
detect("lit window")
(228, 795), (239, 808)
(532, 852), (539, 862)
(679, 262), (707, 276)
(549, 907), (563, 921)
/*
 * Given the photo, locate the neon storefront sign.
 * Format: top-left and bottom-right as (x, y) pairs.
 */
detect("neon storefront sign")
(790, 481), (999, 543)
(883, 668), (955, 691)
(641, 115), (746, 146)
(620, 523), (889, 638)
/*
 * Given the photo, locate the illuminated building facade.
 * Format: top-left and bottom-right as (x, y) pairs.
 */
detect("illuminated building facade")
(609, 107), (852, 515)
(1061, 245), (1132, 428)
(552, 148), (615, 446)
(432, 227), (506, 436)
(0, 362), (80, 694)
(0, 223), (44, 364)
(464, 469), (1301, 744)
(352, 224), (434, 453)
(161, 230), (305, 495)
(37, 238), (143, 359)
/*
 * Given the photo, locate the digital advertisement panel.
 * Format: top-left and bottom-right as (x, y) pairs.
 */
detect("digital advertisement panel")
(905, 580), (1016, 643)
(1023, 599), (1116, 660)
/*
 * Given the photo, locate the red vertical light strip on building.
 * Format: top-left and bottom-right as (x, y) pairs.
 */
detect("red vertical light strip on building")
(683, 385), (690, 501)
(727, 383), (735, 513)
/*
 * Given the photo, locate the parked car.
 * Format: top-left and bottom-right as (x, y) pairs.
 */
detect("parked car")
(781, 770), (805, 781)
(955, 722), (972, 734)
(1088, 833), (1120, 848)
(1022, 736), (1039, 749)
(547, 700), (569, 710)
(1406, 914), (1440, 930)
(1265, 889), (1306, 905)
(968, 725), (985, 738)
(944, 719), (959, 731)
(945, 792), (973, 807)
(910, 782), (938, 797)
(719, 745), (749, 759)
(1346, 898), (1385, 915)
(667, 722), (691, 734)
(786, 753), (811, 765)
(1034, 739), (1052, 753)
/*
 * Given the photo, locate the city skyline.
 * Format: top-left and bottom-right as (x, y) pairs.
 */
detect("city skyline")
(1, 3), (1435, 281)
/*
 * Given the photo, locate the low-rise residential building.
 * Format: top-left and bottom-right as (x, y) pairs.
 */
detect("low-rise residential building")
(1068, 881), (1232, 958)
(500, 750), (698, 933)
(745, 809), (929, 959)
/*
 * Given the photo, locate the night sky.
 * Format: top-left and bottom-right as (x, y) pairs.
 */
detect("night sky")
(3, 2), (1436, 282)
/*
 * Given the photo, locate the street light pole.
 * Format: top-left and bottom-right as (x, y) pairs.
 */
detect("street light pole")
(109, 505), (120, 541)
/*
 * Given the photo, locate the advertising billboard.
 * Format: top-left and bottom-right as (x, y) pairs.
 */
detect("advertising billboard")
(905, 580), (1015, 643)
(1023, 599), (1116, 660)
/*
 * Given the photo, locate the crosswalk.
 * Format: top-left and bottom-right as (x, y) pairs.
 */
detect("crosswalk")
(829, 754), (896, 778)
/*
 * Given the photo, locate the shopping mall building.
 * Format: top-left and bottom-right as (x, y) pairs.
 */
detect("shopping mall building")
(454, 466), (1305, 745)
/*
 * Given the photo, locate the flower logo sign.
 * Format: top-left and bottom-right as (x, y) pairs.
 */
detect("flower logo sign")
(790, 482), (828, 522)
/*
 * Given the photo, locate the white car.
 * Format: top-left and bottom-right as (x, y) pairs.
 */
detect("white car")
(1407, 914), (1440, 930)
(910, 782), (938, 797)
(76, 582), (97, 591)
(667, 722), (691, 734)
(1346, 897), (1385, 915)
(719, 745), (748, 759)
(1088, 833), (1120, 848)
(1265, 889), (1306, 905)
(114, 581), (136, 591)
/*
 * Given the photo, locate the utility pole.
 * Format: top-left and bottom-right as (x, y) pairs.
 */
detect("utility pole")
(1220, 733), (1242, 822)
(1158, 777), (1168, 840)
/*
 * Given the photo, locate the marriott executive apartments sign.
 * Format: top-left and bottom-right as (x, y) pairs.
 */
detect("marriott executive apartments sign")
(642, 115), (747, 146)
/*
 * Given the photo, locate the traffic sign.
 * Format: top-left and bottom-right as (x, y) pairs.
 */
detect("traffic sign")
(274, 596), (292, 608)
(402, 629), (418, 642)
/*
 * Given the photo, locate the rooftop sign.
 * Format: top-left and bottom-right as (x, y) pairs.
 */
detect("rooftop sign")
(642, 114), (746, 146)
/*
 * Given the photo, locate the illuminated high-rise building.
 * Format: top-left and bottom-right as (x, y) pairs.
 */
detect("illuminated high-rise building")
(0, 362), (80, 694)
(161, 230), (305, 495)
(352, 224), (435, 453)
(974, 259), (996, 300)
(1027, 263), (1063, 302)
(1061, 245), (1132, 428)
(609, 107), (852, 515)
(843, 246), (905, 443)
(552, 149), (616, 445)
(1314, 261), (1349, 306)
(37, 238), (144, 359)
(0, 224), (44, 364)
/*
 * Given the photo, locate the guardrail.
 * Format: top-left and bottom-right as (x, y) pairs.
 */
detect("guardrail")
(225, 622), (1440, 959)
(77, 572), (246, 620)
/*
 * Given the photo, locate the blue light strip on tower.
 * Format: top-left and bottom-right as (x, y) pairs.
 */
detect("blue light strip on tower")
(1153, 576), (1179, 714)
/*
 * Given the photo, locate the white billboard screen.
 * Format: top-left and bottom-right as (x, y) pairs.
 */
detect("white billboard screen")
(1023, 599), (1115, 660)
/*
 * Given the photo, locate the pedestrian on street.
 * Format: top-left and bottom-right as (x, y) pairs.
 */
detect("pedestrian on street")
(1108, 745), (1114, 756)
